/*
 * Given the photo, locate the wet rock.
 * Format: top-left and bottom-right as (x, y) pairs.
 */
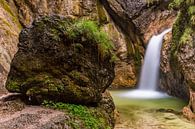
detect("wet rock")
(5, 15), (115, 105)
(161, 0), (195, 119)
(0, 91), (115, 129)
(160, 33), (189, 100)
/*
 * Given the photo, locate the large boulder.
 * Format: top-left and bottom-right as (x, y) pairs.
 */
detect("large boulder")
(5, 15), (115, 104)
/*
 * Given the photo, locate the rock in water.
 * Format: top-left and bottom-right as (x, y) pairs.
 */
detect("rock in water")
(5, 15), (115, 104)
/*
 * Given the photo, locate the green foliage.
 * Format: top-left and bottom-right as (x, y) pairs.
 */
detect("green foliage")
(42, 100), (107, 129)
(188, 6), (195, 15)
(109, 54), (119, 63)
(67, 19), (114, 56)
(34, 17), (115, 60)
(0, 0), (22, 29)
(169, 0), (184, 9)
(0, 0), (15, 18)
(180, 27), (193, 45)
(6, 80), (20, 92)
(171, 11), (186, 53)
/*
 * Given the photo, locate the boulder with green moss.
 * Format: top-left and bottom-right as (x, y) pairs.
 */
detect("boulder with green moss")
(5, 15), (115, 105)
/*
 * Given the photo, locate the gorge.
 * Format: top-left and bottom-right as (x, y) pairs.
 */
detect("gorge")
(0, 0), (195, 129)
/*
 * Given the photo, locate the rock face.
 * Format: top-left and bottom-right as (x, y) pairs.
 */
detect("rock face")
(0, 1), (22, 93)
(160, 33), (189, 100)
(6, 16), (115, 105)
(13, 0), (98, 27)
(160, 0), (195, 118)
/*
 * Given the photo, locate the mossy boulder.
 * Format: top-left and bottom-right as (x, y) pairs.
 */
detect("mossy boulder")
(5, 15), (115, 105)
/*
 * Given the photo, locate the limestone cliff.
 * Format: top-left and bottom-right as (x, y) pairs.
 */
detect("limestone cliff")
(0, 1), (21, 94)
(160, 0), (195, 119)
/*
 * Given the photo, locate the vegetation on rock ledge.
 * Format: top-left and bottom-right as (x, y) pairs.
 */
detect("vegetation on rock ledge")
(42, 100), (111, 129)
(67, 19), (115, 59)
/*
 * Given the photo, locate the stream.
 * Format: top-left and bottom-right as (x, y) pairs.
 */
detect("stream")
(111, 90), (195, 129)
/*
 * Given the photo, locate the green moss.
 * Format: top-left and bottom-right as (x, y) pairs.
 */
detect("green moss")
(97, 0), (108, 24)
(0, 0), (22, 29)
(109, 54), (119, 63)
(69, 71), (89, 85)
(171, 2), (195, 54)
(188, 6), (195, 15)
(66, 84), (83, 98)
(145, 0), (160, 6)
(26, 87), (42, 95)
(49, 28), (61, 41)
(169, 0), (184, 9)
(180, 27), (193, 45)
(33, 16), (114, 59)
(0, 0), (15, 18)
(6, 80), (20, 92)
(67, 120), (80, 129)
(171, 11), (186, 53)
(42, 100), (110, 129)
(20, 74), (65, 95)
(0, 17), (12, 28)
(190, 15), (195, 25)
(67, 19), (114, 57)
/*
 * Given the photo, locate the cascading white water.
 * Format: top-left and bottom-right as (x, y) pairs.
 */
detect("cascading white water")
(139, 28), (172, 90)
(120, 28), (171, 99)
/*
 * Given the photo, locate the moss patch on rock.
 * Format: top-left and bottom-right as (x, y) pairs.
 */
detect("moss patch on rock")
(42, 100), (111, 129)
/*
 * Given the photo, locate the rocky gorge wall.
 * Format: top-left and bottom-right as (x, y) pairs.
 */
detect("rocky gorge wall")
(160, 0), (195, 119)
(101, 0), (176, 88)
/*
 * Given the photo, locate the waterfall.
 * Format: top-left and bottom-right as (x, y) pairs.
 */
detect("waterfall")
(138, 28), (172, 90)
(120, 28), (171, 99)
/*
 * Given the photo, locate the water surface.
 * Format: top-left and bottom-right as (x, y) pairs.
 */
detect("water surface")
(111, 90), (195, 129)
